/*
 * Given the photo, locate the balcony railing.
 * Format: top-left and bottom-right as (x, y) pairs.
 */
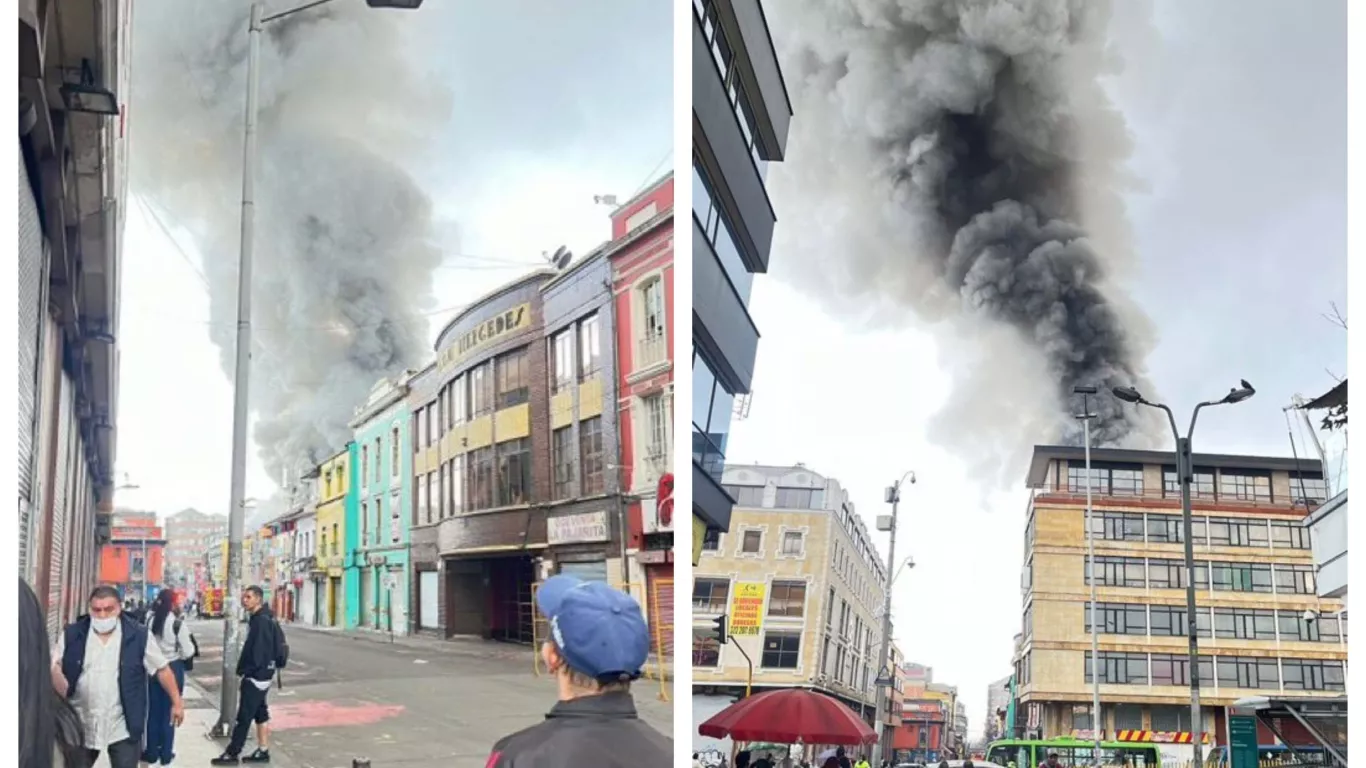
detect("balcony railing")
(637, 333), (668, 370)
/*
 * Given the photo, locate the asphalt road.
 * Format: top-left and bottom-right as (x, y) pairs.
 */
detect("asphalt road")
(184, 619), (673, 767)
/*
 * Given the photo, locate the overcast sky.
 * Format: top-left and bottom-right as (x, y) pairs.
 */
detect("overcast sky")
(737, 0), (1346, 738)
(115, 1), (671, 518)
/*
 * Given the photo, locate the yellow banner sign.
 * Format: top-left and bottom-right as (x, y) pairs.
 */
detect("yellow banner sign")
(729, 582), (767, 636)
(439, 302), (532, 371)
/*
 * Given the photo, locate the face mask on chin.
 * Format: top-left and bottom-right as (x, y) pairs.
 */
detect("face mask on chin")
(91, 616), (118, 634)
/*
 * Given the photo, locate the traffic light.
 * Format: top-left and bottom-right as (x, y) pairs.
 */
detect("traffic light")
(713, 613), (729, 644)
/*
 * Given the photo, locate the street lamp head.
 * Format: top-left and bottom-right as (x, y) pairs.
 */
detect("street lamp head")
(1073, 385), (1098, 395)
(1112, 386), (1143, 404)
(1222, 381), (1256, 404)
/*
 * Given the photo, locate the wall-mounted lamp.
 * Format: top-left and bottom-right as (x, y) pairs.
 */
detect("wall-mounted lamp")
(60, 83), (120, 116)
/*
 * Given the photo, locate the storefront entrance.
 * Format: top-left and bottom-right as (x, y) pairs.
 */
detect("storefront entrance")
(443, 555), (536, 643)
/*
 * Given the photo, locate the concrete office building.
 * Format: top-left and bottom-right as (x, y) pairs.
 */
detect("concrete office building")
(691, 0), (793, 561)
(1015, 445), (1345, 760)
(165, 509), (227, 588)
(693, 464), (888, 747)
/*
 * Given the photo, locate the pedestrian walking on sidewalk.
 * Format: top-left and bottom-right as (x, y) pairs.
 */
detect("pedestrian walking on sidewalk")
(212, 586), (288, 766)
(485, 575), (672, 767)
(52, 585), (185, 768)
(142, 589), (193, 765)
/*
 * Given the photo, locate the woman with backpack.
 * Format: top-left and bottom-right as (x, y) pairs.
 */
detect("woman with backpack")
(142, 588), (195, 765)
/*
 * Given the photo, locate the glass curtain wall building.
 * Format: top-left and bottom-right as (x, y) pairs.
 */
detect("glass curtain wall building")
(691, 0), (792, 564)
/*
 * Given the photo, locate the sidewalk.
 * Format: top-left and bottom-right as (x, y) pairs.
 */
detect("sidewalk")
(283, 621), (676, 680)
(93, 673), (300, 768)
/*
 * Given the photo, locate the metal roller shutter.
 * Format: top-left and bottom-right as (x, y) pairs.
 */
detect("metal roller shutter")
(557, 559), (608, 583)
(46, 372), (74, 637)
(17, 149), (47, 579)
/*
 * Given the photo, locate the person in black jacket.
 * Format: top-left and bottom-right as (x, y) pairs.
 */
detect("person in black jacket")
(212, 586), (280, 765)
(486, 575), (671, 767)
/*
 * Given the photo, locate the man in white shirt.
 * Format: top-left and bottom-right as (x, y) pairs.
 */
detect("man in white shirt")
(53, 585), (185, 768)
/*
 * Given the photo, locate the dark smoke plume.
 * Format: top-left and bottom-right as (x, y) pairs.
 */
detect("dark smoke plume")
(129, 0), (450, 496)
(766, 0), (1164, 471)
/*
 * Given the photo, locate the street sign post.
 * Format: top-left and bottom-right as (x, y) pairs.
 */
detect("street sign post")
(1227, 707), (1260, 768)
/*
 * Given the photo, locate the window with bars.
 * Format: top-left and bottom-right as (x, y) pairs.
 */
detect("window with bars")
(767, 581), (807, 617)
(1089, 556), (1146, 588)
(1084, 651), (1148, 685)
(1220, 472), (1272, 502)
(641, 277), (666, 343)
(642, 394), (669, 466)
(1084, 602), (1147, 635)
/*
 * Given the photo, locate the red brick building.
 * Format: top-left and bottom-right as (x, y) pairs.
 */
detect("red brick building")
(609, 174), (675, 657)
(98, 512), (166, 603)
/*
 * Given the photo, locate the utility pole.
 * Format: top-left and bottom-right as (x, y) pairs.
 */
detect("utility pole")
(872, 471), (915, 768)
(1075, 386), (1102, 760)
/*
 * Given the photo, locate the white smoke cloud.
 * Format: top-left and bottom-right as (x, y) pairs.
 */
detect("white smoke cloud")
(128, 0), (450, 489)
(764, 0), (1166, 475)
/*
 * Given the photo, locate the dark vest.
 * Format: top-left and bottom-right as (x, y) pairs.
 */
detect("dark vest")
(61, 614), (150, 741)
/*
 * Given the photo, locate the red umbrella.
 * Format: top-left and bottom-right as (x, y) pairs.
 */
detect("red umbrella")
(697, 688), (878, 745)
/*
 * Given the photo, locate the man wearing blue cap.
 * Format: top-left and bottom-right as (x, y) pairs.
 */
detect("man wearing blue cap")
(485, 574), (672, 767)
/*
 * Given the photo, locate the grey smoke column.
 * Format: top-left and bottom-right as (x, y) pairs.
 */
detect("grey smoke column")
(768, 0), (1162, 449)
(129, 0), (449, 485)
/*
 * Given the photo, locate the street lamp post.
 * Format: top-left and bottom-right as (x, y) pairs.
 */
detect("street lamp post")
(872, 471), (916, 768)
(1074, 385), (1102, 760)
(1112, 380), (1255, 766)
(214, 0), (424, 736)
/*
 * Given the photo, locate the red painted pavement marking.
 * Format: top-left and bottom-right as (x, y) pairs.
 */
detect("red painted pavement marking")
(269, 700), (406, 731)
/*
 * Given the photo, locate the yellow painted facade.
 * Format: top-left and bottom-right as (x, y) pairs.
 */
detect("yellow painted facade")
(1018, 449), (1346, 737)
(316, 449), (350, 577)
(693, 503), (884, 708)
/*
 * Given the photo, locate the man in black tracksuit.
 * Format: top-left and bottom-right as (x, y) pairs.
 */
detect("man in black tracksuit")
(487, 575), (671, 767)
(213, 585), (280, 765)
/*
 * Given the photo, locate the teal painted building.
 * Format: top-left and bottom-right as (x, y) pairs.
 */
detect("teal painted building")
(342, 441), (361, 629)
(347, 374), (415, 635)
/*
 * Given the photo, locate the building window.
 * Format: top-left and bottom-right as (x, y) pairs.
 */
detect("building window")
(360, 501), (370, 544)
(1068, 465), (1109, 495)
(641, 393), (670, 468)
(449, 456), (464, 517)
(1114, 704), (1143, 731)
(551, 427), (575, 500)
(580, 417), (604, 495)
(1148, 558), (1196, 590)
(361, 446), (369, 486)
(577, 314), (601, 381)
(416, 474), (429, 525)
(438, 463), (448, 519)
(767, 581), (806, 618)
(496, 346), (530, 408)
(1084, 603), (1147, 635)
(413, 410), (424, 453)
(1208, 517), (1270, 547)
(761, 631), (801, 669)
(1213, 608), (1277, 640)
(693, 630), (721, 668)
(1068, 463), (1143, 496)
(390, 492), (400, 542)
(701, 529), (721, 552)
(1285, 472), (1329, 505)
(426, 405), (437, 449)
(1218, 656), (1280, 690)
(1093, 512), (1145, 541)
(468, 447), (495, 510)
(1146, 514), (1184, 543)
(1270, 520), (1311, 549)
(774, 487), (816, 509)
(1150, 706), (1191, 732)
(693, 578), (729, 613)
(692, 350), (734, 483)
(740, 530), (762, 554)
(1275, 564), (1316, 595)
(1164, 468), (1217, 499)
(374, 438), (382, 483)
(780, 531), (804, 556)
(722, 484), (764, 507)
(1220, 471), (1272, 502)
(550, 330), (574, 394)
(470, 363), (494, 417)
(332, 524), (339, 555)
(639, 277), (667, 359)
(1281, 659), (1346, 691)
(692, 161), (755, 300)
(390, 427), (400, 476)
(496, 438), (531, 506)
(1150, 605), (1202, 637)
(1084, 651), (1148, 685)
(1089, 556), (1145, 588)
(1210, 562), (1273, 593)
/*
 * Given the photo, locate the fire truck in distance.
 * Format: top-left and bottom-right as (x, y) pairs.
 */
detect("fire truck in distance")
(199, 587), (226, 618)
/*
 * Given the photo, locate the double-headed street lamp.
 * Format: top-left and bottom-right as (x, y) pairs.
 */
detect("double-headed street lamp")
(1110, 380), (1255, 766)
(215, 0), (424, 736)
